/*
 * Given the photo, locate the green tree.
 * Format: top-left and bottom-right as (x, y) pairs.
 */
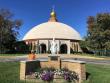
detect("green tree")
(0, 9), (22, 53)
(86, 13), (110, 56)
(14, 41), (29, 54)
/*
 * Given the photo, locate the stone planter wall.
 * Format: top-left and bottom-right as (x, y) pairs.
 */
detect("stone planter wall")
(61, 60), (86, 83)
(20, 57), (86, 83)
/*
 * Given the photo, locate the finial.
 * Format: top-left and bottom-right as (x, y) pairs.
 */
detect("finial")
(48, 5), (58, 22)
(52, 5), (55, 12)
(51, 5), (56, 17)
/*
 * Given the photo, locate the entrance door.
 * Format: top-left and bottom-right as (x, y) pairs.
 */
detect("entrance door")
(40, 44), (46, 53)
(60, 44), (67, 54)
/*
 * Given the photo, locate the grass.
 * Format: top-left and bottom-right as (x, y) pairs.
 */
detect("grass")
(0, 62), (32, 83)
(0, 62), (24, 83)
(0, 62), (110, 83)
(84, 64), (110, 83)
(0, 54), (27, 56)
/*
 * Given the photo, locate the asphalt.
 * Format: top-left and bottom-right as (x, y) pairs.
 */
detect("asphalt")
(62, 58), (110, 65)
(0, 56), (110, 65)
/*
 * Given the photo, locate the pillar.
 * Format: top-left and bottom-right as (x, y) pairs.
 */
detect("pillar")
(67, 40), (70, 54)
(20, 61), (26, 80)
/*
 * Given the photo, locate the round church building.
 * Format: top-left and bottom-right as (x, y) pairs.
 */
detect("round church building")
(23, 10), (82, 54)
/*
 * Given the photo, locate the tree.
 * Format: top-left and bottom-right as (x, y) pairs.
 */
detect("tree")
(14, 41), (29, 54)
(86, 13), (110, 56)
(0, 9), (22, 53)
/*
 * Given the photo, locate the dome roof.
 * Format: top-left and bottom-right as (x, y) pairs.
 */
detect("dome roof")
(23, 22), (81, 40)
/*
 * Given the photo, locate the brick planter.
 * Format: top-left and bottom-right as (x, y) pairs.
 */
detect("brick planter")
(20, 56), (86, 83)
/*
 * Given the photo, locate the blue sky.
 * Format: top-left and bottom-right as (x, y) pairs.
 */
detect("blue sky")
(0, 0), (110, 40)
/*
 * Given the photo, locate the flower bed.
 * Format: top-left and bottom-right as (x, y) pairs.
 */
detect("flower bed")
(34, 68), (79, 83)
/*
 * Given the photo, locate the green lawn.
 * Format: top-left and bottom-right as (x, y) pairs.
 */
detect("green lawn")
(0, 62), (110, 83)
(0, 62), (25, 83)
(0, 54), (26, 56)
(84, 64), (110, 83)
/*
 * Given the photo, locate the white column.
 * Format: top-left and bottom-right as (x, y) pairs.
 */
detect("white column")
(59, 40), (61, 53)
(57, 40), (60, 54)
(77, 42), (82, 52)
(67, 40), (70, 54)
(35, 41), (38, 54)
(46, 40), (48, 53)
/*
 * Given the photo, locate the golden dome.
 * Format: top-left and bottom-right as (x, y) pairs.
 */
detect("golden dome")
(50, 11), (56, 17)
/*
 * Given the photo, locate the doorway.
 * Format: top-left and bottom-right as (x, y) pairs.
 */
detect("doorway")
(40, 44), (46, 53)
(60, 44), (67, 54)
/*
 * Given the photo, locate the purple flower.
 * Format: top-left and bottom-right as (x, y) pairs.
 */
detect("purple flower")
(64, 73), (71, 82)
(41, 72), (54, 81)
(35, 68), (79, 82)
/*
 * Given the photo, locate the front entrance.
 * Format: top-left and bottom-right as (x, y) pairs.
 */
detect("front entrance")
(40, 44), (46, 53)
(60, 44), (67, 54)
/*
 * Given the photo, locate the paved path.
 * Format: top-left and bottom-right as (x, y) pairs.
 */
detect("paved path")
(0, 56), (110, 65)
(62, 58), (110, 65)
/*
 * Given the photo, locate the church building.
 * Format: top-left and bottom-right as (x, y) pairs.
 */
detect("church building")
(23, 9), (82, 54)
